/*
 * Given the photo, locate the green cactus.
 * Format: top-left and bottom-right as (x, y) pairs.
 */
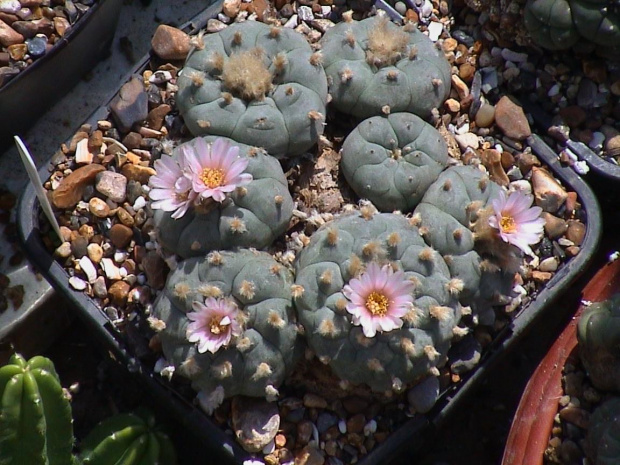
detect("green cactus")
(0, 354), (74, 465)
(176, 21), (328, 158)
(524, 0), (620, 58)
(412, 165), (516, 322)
(319, 16), (451, 119)
(293, 211), (464, 393)
(340, 112), (449, 213)
(586, 397), (620, 465)
(154, 136), (294, 259)
(80, 410), (177, 465)
(151, 249), (302, 405)
(577, 294), (620, 392)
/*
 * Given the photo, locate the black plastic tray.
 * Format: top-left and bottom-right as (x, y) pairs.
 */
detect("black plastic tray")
(0, 0), (122, 151)
(16, 5), (603, 464)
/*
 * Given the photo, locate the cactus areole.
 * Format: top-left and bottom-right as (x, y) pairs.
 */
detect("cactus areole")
(176, 21), (328, 158)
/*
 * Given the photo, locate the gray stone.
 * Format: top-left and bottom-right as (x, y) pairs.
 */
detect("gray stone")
(449, 335), (482, 374)
(232, 397), (280, 453)
(96, 171), (127, 203)
(109, 75), (148, 133)
(407, 376), (439, 414)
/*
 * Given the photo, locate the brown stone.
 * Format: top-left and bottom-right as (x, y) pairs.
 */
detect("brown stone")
(346, 413), (366, 434)
(342, 396), (369, 415)
(566, 220), (586, 246)
(296, 419), (313, 445)
(0, 19), (23, 47)
(480, 148), (509, 187)
(145, 104), (171, 131)
(53, 16), (70, 36)
(303, 393), (327, 409)
(516, 152), (541, 176)
(88, 197), (110, 218)
(559, 406), (590, 429)
(294, 445), (325, 465)
(121, 132), (143, 150)
(459, 62), (475, 82)
(142, 251), (167, 290)
(7, 43), (26, 60)
(151, 25), (190, 61)
(494, 96), (531, 141)
(531, 167), (568, 213)
(109, 223), (133, 249)
(121, 163), (156, 184)
(232, 397), (280, 453)
(108, 280), (131, 306)
(541, 213), (567, 240)
(558, 106), (586, 128)
(52, 164), (105, 209)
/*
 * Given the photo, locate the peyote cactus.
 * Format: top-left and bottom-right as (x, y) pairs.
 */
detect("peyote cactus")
(80, 410), (177, 465)
(176, 21), (328, 158)
(524, 0), (620, 58)
(152, 136), (294, 258)
(412, 165), (522, 322)
(0, 354), (74, 465)
(340, 112), (449, 212)
(151, 249), (302, 410)
(320, 15), (451, 119)
(293, 211), (464, 393)
(586, 397), (620, 465)
(577, 294), (620, 392)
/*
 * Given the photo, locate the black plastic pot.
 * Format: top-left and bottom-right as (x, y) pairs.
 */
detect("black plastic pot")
(16, 5), (604, 464)
(0, 0), (122, 151)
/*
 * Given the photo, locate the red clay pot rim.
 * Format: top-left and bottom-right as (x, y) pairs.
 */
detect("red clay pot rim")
(502, 257), (620, 465)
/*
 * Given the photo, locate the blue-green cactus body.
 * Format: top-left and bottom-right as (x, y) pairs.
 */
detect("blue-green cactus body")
(154, 136), (294, 259)
(176, 21), (328, 158)
(152, 249), (302, 401)
(293, 211), (463, 392)
(0, 354), (74, 465)
(320, 16), (451, 119)
(586, 397), (620, 465)
(340, 113), (449, 212)
(80, 411), (177, 465)
(523, 0), (579, 49)
(524, 0), (620, 57)
(577, 294), (620, 392)
(412, 165), (514, 320)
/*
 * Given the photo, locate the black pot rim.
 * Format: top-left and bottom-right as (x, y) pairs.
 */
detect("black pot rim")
(15, 5), (604, 464)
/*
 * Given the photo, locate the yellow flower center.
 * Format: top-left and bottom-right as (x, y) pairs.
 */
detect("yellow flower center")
(366, 291), (389, 316)
(209, 316), (227, 335)
(500, 214), (517, 233)
(200, 168), (225, 188)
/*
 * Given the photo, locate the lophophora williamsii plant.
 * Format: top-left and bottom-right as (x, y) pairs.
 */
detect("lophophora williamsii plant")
(175, 21), (328, 158)
(524, 0), (620, 58)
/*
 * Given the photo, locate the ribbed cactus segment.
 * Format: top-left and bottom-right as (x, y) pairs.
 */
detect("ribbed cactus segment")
(587, 397), (620, 465)
(294, 212), (462, 392)
(577, 294), (620, 392)
(320, 16), (451, 119)
(340, 113), (449, 212)
(152, 249), (302, 401)
(524, 0), (620, 58)
(80, 411), (177, 465)
(154, 136), (294, 259)
(176, 21), (328, 158)
(0, 354), (74, 465)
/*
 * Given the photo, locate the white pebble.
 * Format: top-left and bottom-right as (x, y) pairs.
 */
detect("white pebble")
(547, 83), (561, 97)
(78, 256), (97, 283)
(338, 419), (347, 434)
(297, 5), (314, 22)
(427, 21), (443, 42)
(455, 122), (470, 135)
(133, 196), (147, 210)
(114, 250), (128, 263)
(572, 160), (590, 175)
(283, 14), (298, 28)
(363, 419), (377, 436)
(500, 48), (528, 63)
(509, 180), (533, 195)
(145, 241), (157, 250)
(69, 276), (87, 291)
(101, 258), (122, 280)
(539, 257), (559, 272)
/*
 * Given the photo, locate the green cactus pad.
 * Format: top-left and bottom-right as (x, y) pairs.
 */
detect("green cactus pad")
(293, 211), (463, 392)
(176, 21), (328, 158)
(586, 397), (620, 465)
(80, 410), (177, 465)
(340, 113), (449, 212)
(154, 136), (294, 259)
(320, 16), (451, 119)
(0, 354), (74, 465)
(151, 249), (302, 401)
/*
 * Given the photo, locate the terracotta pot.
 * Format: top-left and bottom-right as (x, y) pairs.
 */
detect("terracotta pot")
(502, 256), (620, 465)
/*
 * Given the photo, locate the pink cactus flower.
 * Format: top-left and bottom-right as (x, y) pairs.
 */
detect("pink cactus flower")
(488, 189), (545, 255)
(149, 151), (197, 219)
(187, 297), (242, 354)
(342, 262), (414, 338)
(184, 138), (252, 203)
